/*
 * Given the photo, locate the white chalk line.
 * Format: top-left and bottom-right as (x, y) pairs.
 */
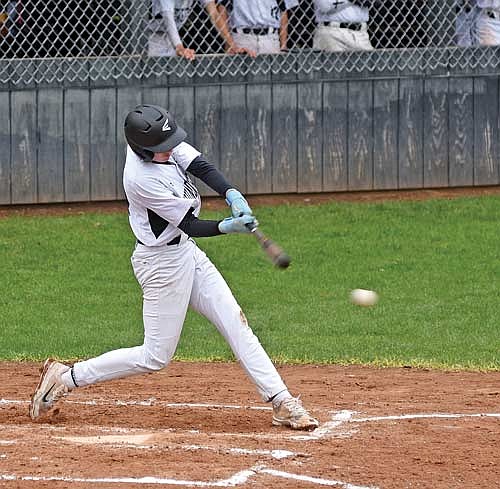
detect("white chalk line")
(0, 465), (377, 488)
(351, 412), (500, 423)
(0, 398), (271, 411)
(260, 468), (378, 489)
(2, 398), (500, 443)
(5, 406), (498, 489)
(4, 397), (500, 422)
(55, 433), (301, 460)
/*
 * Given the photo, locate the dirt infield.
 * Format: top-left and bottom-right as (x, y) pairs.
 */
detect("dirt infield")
(1, 189), (500, 487)
(1, 362), (499, 488)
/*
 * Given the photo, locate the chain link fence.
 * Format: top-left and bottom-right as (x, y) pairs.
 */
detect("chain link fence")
(0, 1), (499, 86)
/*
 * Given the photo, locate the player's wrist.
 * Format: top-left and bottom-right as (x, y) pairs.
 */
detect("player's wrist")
(218, 215), (255, 234)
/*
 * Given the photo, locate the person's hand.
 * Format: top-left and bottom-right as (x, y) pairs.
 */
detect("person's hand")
(176, 45), (196, 61)
(226, 45), (257, 58)
(218, 215), (258, 234)
(225, 188), (252, 217)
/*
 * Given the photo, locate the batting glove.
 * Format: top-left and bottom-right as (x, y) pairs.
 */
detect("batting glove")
(225, 189), (253, 218)
(218, 215), (257, 234)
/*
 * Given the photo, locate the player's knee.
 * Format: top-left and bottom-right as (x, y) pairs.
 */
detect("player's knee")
(142, 348), (172, 371)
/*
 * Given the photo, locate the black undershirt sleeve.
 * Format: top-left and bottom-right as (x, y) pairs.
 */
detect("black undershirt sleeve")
(177, 208), (222, 237)
(186, 155), (232, 197)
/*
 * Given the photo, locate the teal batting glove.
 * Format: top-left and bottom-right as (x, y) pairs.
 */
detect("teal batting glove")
(225, 188), (252, 218)
(218, 215), (257, 234)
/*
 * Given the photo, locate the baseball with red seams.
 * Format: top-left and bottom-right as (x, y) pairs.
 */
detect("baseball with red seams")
(350, 289), (379, 307)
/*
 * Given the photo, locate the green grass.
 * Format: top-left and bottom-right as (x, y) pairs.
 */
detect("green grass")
(1, 196), (499, 369)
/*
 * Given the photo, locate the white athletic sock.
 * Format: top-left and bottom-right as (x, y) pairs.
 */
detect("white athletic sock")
(61, 368), (78, 389)
(271, 389), (292, 408)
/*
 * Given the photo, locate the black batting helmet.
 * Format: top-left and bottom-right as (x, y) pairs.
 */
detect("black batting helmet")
(124, 104), (187, 161)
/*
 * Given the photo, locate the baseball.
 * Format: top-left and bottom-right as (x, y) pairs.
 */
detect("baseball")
(350, 289), (379, 307)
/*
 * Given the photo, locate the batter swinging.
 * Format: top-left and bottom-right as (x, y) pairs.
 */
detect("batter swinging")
(29, 104), (318, 431)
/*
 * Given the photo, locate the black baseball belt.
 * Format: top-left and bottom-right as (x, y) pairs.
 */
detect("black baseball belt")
(232, 27), (278, 35)
(136, 235), (181, 246)
(320, 22), (364, 31)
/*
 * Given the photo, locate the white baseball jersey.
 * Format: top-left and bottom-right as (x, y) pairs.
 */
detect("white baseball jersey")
(221, 0), (298, 29)
(123, 142), (202, 246)
(150, 0), (212, 31)
(477, 0), (500, 8)
(314, 0), (369, 24)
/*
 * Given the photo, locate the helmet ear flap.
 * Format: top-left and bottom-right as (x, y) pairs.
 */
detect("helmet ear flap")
(129, 141), (154, 162)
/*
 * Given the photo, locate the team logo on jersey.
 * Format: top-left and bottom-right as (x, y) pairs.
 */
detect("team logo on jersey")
(162, 119), (171, 132)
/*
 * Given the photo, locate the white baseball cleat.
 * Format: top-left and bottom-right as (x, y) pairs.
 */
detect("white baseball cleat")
(272, 396), (319, 431)
(29, 359), (70, 420)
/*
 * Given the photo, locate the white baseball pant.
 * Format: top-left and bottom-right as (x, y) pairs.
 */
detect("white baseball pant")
(456, 5), (480, 46)
(313, 24), (373, 52)
(476, 9), (500, 45)
(148, 32), (176, 57)
(72, 238), (288, 402)
(232, 31), (281, 54)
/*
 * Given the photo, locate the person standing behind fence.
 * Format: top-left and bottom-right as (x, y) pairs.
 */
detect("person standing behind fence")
(215, 0), (299, 55)
(312, 0), (374, 52)
(475, 0), (500, 45)
(148, 0), (254, 59)
(455, 0), (480, 47)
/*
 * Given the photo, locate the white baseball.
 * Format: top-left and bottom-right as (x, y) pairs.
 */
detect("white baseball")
(350, 289), (379, 307)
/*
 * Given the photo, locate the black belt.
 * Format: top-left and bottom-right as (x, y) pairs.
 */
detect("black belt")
(137, 235), (181, 246)
(321, 22), (364, 31)
(232, 27), (277, 35)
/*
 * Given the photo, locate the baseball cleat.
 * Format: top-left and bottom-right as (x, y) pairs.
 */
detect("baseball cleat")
(29, 359), (70, 420)
(272, 396), (319, 431)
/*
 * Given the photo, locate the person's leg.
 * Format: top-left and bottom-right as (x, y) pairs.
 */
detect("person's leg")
(314, 25), (373, 52)
(477, 10), (500, 46)
(313, 25), (338, 51)
(258, 32), (281, 54)
(456, 10), (474, 46)
(313, 25), (351, 52)
(189, 246), (318, 430)
(232, 31), (259, 53)
(189, 246), (286, 401)
(72, 243), (195, 385)
(30, 241), (196, 418)
(352, 27), (374, 51)
(148, 32), (176, 57)
(470, 7), (481, 45)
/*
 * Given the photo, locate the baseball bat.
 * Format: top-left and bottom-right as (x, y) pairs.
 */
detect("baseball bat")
(246, 223), (291, 269)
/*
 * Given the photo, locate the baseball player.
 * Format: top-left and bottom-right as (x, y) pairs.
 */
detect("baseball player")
(475, 0), (500, 45)
(29, 104), (319, 432)
(148, 0), (254, 59)
(312, 0), (374, 52)
(215, 0), (299, 55)
(455, 0), (480, 47)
